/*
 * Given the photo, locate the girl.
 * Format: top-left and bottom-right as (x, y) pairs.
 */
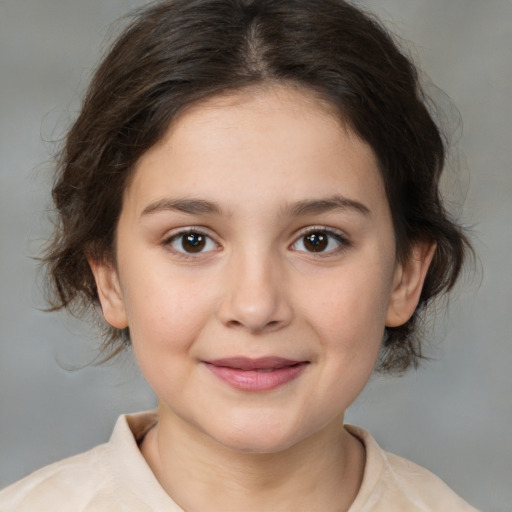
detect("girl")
(0, 0), (478, 510)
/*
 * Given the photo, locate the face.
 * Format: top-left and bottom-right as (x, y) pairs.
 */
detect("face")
(92, 85), (432, 453)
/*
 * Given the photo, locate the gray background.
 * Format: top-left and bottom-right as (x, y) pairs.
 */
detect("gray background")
(1, 1), (511, 510)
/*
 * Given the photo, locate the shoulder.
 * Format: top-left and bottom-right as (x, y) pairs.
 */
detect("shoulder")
(0, 443), (117, 512)
(0, 411), (161, 512)
(345, 425), (480, 512)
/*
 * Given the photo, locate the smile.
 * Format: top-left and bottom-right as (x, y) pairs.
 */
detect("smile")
(203, 357), (309, 392)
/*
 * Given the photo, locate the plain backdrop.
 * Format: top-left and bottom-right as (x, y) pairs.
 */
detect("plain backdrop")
(1, 1), (511, 510)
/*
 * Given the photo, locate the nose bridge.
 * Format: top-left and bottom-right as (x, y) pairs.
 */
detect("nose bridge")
(218, 243), (291, 333)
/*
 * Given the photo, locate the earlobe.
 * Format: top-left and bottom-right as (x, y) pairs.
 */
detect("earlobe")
(88, 258), (128, 329)
(385, 242), (436, 327)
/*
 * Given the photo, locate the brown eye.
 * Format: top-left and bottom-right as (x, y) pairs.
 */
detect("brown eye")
(303, 232), (328, 252)
(182, 233), (206, 253)
(168, 231), (217, 255)
(291, 229), (348, 254)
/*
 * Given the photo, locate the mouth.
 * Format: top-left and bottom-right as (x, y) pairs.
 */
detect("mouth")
(203, 357), (309, 391)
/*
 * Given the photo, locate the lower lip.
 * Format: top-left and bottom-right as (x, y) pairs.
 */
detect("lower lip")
(204, 362), (308, 391)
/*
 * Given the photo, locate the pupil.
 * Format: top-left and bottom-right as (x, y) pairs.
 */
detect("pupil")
(182, 233), (206, 253)
(304, 232), (328, 252)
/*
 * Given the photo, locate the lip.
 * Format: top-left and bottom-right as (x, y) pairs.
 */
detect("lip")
(203, 357), (309, 392)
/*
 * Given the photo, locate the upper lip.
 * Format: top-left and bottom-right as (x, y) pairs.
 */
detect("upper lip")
(205, 357), (307, 371)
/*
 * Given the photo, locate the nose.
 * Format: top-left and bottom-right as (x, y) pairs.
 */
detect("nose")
(217, 250), (293, 334)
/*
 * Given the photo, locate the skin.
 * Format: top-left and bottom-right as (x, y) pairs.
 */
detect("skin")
(90, 85), (434, 511)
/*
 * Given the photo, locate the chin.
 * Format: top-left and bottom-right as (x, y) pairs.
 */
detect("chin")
(206, 414), (308, 455)
(218, 432), (301, 455)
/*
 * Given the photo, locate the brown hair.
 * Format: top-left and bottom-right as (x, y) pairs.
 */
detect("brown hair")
(44, 0), (472, 371)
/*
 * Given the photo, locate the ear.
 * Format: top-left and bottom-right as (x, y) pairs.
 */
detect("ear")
(88, 258), (128, 329)
(386, 241), (436, 327)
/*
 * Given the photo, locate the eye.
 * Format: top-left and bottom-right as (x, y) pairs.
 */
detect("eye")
(167, 230), (218, 254)
(291, 229), (349, 254)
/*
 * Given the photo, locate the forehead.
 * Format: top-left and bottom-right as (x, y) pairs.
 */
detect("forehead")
(125, 84), (388, 219)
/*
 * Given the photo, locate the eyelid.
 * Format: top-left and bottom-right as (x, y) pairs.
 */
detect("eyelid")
(163, 227), (221, 257)
(290, 225), (352, 255)
(163, 226), (212, 242)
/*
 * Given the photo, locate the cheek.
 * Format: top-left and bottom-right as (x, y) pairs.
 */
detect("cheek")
(314, 274), (391, 403)
(128, 290), (216, 403)
(120, 270), (216, 369)
(303, 258), (394, 388)
(310, 267), (392, 344)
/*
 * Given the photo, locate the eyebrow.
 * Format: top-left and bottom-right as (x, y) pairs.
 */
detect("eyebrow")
(140, 194), (370, 219)
(285, 195), (371, 217)
(141, 198), (223, 217)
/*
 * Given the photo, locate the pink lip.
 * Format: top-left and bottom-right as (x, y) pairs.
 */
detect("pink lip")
(203, 357), (309, 392)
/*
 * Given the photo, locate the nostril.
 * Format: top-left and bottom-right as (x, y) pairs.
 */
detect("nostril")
(226, 319), (243, 329)
(225, 318), (283, 333)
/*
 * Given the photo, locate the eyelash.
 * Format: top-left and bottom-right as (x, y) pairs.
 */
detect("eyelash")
(164, 229), (220, 259)
(163, 226), (351, 258)
(290, 227), (352, 256)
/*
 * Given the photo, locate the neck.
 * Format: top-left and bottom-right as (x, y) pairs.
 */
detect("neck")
(140, 404), (365, 512)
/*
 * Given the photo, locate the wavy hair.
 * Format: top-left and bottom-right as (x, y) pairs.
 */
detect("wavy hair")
(44, 0), (472, 371)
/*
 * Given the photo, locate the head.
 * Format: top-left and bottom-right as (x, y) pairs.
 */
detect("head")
(45, 0), (470, 373)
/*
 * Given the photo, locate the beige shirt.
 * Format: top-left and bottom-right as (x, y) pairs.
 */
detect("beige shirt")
(0, 411), (478, 511)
